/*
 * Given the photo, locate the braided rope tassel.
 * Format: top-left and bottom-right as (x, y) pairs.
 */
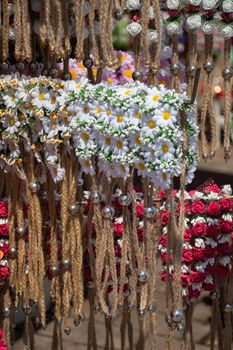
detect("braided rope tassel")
(223, 39), (232, 161)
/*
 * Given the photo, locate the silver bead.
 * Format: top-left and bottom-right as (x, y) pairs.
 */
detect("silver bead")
(222, 68), (233, 80)
(3, 307), (11, 317)
(29, 62), (38, 72)
(132, 71), (143, 81)
(187, 66), (197, 77)
(67, 203), (79, 216)
(148, 304), (157, 312)
(178, 321), (185, 335)
(170, 63), (181, 74)
(28, 182), (40, 192)
(77, 177), (84, 186)
(87, 281), (95, 289)
(8, 3), (15, 16)
(203, 61), (214, 73)
(23, 305), (32, 314)
(0, 61), (9, 72)
(9, 247), (17, 258)
(49, 68), (59, 79)
(9, 27), (15, 41)
(62, 259), (71, 271)
(210, 290), (219, 300)
(83, 58), (94, 68)
(74, 318), (80, 327)
(63, 72), (72, 81)
(49, 265), (59, 276)
(102, 206), (115, 219)
(119, 194), (132, 206)
(144, 207), (156, 219)
(137, 270), (149, 283)
(224, 304), (232, 313)
(16, 226), (26, 238)
(64, 328), (71, 335)
(40, 191), (48, 200)
(172, 309), (184, 321)
(15, 61), (25, 72)
(138, 309), (145, 319)
(208, 150), (215, 159)
(91, 192), (102, 204)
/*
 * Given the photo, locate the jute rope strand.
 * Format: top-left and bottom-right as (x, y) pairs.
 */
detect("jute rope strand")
(22, 314), (35, 350)
(14, 0), (23, 61)
(181, 304), (194, 350)
(136, 312), (145, 350)
(187, 32), (197, 99)
(51, 321), (63, 350)
(151, 0), (162, 80)
(106, 1), (118, 68)
(140, 0), (150, 68)
(62, 0), (71, 57)
(45, 0), (55, 57)
(99, 0), (112, 66)
(1, 0), (9, 61)
(223, 275), (233, 350)
(171, 35), (180, 92)
(223, 39), (232, 160)
(54, 0), (65, 59)
(88, 0), (100, 67)
(87, 288), (98, 350)
(2, 288), (12, 350)
(120, 298), (134, 350)
(20, 0), (32, 61)
(200, 34), (216, 159)
(74, 0), (85, 61)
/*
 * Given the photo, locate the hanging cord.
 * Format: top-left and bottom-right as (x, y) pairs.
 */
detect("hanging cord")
(223, 39), (232, 161)
(51, 321), (63, 350)
(22, 313), (35, 350)
(223, 275), (233, 350)
(187, 32), (197, 99)
(200, 34), (216, 160)
(87, 287), (98, 350)
(99, 0), (114, 67)
(2, 288), (12, 350)
(54, 0), (65, 59)
(88, 0), (100, 67)
(20, 0), (32, 61)
(181, 304), (194, 350)
(74, 0), (85, 61)
(171, 35), (180, 92)
(150, 0), (162, 82)
(1, 0), (9, 61)
(62, 0), (71, 58)
(14, 0), (23, 61)
(140, 0), (150, 68)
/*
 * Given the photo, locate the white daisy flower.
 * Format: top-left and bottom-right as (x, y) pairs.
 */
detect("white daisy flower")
(145, 87), (161, 109)
(47, 163), (65, 182)
(154, 105), (177, 128)
(109, 110), (128, 131)
(141, 115), (157, 138)
(3, 92), (17, 109)
(30, 86), (51, 110)
(157, 139), (175, 160)
(79, 158), (95, 175)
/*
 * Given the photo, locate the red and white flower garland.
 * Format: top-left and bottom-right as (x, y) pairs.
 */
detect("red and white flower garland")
(0, 201), (9, 285)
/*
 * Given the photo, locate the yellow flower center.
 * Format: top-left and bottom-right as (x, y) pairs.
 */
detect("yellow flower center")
(138, 163), (145, 170)
(81, 132), (89, 142)
(70, 69), (78, 80)
(153, 95), (159, 102)
(124, 89), (132, 95)
(116, 141), (123, 149)
(79, 63), (85, 70)
(18, 113), (26, 122)
(107, 77), (113, 85)
(162, 145), (169, 153)
(105, 137), (111, 145)
(83, 106), (89, 114)
(10, 117), (15, 126)
(107, 108), (111, 116)
(118, 54), (126, 62)
(51, 121), (57, 129)
(53, 167), (58, 176)
(39, 93), (46, 101)
(135, 112), (141, 119)
(50, 114), (59, 119)
(76, 83), (81, 89)
(163, 112), (171, 120)
(96, 107), (101, 114)
(117, 115), (123, 123)
(159, 79), (166, 86)
(136, 137), (141, 145)
(124, 69), (132, 79)
(148, 120), (156, 129)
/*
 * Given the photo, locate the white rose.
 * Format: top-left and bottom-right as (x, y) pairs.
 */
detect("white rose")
(148, 29), (158, 42)
(188, 0), (202, 5)
(166, 0), (180, 10)
(166, 21), (182, 35)
(186, 14), (202, 30)
(126, 22), (142, 36)
(202, 21), (214, 34)
(202, 0), (218, 10)
(221, 25), (233, 39)
(126, 0), (141, 10)
(223, 0), (233, 13)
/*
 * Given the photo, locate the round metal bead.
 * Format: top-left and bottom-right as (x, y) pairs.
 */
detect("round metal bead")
(83, 58), (94, 69)
(9, 27), (15, 41)
(178, 321), (185, 335)
(172, 309), (184, 321)
(16, 226), (26, 238)
(132, 71), (142, 81)
(64, 328), (71, 335)
(144, 207), (156, 219)
(210, 290), (219, 300)
(0, 61), (10, 72)
(224, 304), (232, 313)
(203, 61), (214, 73)
(15, 61), (25, 72)
(29, 62), (38, 72)
(23, 305), (32, 314)
(137, 270), (149, 283)
(62, 259), (71, 271)
(3, 307), (11, 317)
(87, 281), (95, 289)
(187, 66), (197, 77)
(74, 318), (80, 327)
(116, 11), (124, 20)
(8, 3), (15, 16)
(170, 63), (181, 74)
(119, 194), (132, 206)
(222, 68), (233, 80)
(67, 203), (79, 216)
(40, 191), (48, 200)
(41, 68), (48, 76)
(208, 150), (215, 159)
(28, 182), (40, 193)
(9, 247), (17, 258)
(91, 192), (102, 204)
(49, 68), (59, 79)
(138, 309), (145, 319)
(102, 206), (115, 219)
(49, 265), (59, 276)
(148, 304), (157, 312)
(63, 72), (72, 81)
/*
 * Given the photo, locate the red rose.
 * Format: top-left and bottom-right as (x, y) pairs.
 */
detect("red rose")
(219, 221), (233, 233)
(206, 224), (218, 237)
(215, 265), (229, 278)
(220, 198), (232, 211)
(205, 265), (214, 275)
(192, 248), (205, 260)
(161, 210), (169, 225)
(184, 229), (192, 241)
(0, 224), (8, 237)
(137, 226), (144, 241)
(191, 201), (205, 215)
(204, 247), (216, 259)
(136, 203), (144, 217)
(207, 202), (221, 217)
(182, 249), (193, 262)
(177, 201), (190, 215)
(1, 245), (9, 257)
(190, 271), (206, 283)
(203, 283), (214, 292)
(192, 223), (206, 236)
(217, 243), (231, 255)
(188, 287), (201, 299)
(159, 190), (167, 200)
(0, 266), (9, 280)
(161, 252), (167, 263)
(114, 222), (123, 238)
(0, 340), (6, 346)
(204, 184), (221, 193)
(0, 202), (8, 218)
(159, 235), (167, 247)
(181, 273), (190, 286)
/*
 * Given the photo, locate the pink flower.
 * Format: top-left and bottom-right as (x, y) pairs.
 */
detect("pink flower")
(0, 202), (8, 218)
(220, 198), (232, 211)
(191, 201), (205, 215)
(0, 224), (9, 237)
(188, 287), (201, 299)
(184, 229), (192, 241)
(190, 271), (206, 283)
(192, 223), (206, 236)
(215, 265), (229, 278)
(206, 224), (218, 237)
(217, 243), (231, 255)
(0, 267), (9, 280)
(136, 203), (144, 217)
(207, 202), (221, 217)
(182, 249), (193, 262)
(114, 222), (123, 238)
(159, 235), (167, 247)
(204, 184), (221, 193)
(181, 273), (190, 286)
(203, 283), (214, 291)
(219, 221), (233, 233)
(161, 210), (169, 225)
